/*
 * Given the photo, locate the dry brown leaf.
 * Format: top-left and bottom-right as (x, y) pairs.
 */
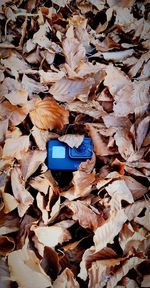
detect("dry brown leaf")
(103, 114), (131, 128)
(86, 123), (114, 156)
(39, 69), (65, 84)
(0, 258), (11, 288)
(32, 21), (51, 49)
(114, 128), (135, 161)
(1, 77), (28, 105)
(135, 116), (150, 150)
(124, 201), (146, 221)
(63, 25), (85, 71)
(104, 64), (150, 116)
(2, 192), (18, 214)
(58, 134), (84, 148)
(22, 74), (48, 97)
(78, 246), (118, 281)
(67, 100), (106, 119)
(2, 135), (30, 160)
(79, 153), (96, 173)
(88, 258), (124, 288)
(141, 275), (150, 287)
(119, 223), (146, 252)
(49, 77), (94, 103)
(31, 126), (58, 150)
(62, 170), (95, 200)
(11, 167), (34, 217)
(0, 235), (15, 256)
(20, 150), (47, 181)
(0, 119), (8, 142)
(0, 210), (19, 235)
(134, 205), (150, 231)
(36, 193), (48, 224)
(107, 257), (144, 288)
(68, 200), (100, 230)
(129, 51), (150, 78)
(8, 239), (52, 288)
(94, 209), (127, 252)
(29, 175), (50, 195)
(107, 0), (134, 7)
(123, 176), (148, 199)
(29, 97), (69, 130)
(53, 267), (79, 288)
(106, 180), (134, 211)
(1, 52), (30, 75)
(31, 225), (71, 251)
(0, 101), (29, 126)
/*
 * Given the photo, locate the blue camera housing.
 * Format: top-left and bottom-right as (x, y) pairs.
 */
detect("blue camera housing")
(47, 137), (93, 171)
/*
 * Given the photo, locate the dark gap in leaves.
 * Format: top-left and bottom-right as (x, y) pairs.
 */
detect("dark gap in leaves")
(17, 115), (33, 136)
(138, 208), (146, 218)
(53, 53), (65, 66)
(88, 10), (107, 30)
(51, 170), (73, 188)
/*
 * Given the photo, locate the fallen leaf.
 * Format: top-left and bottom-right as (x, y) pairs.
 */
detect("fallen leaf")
(66, 100), (106, 119)
(1, 52), (30, 75)
(0, 258), (11, 288)
(39, 69), (65, 84)
(134, 205), (150, 231)
(22, 74), (48, 97)
(2, 135), (30, 160)
(1, 77), (28, 105)
(62, 170), (95, 200)
(0, 210), (19, 235)
(53, 268), (79, 288)
(58, 134), (84, 148)
(49, 77), (94, 103)
(31, 126), (58, 150)
(36, 193), (48, 224)
(2, 192), (18, 213)
(0, 119), (8, 142)
(123, 176), (148, 199)
(11, 167), (34, 217)
(0, 101), (29, 126)
(86, 123), (114, 156)
(124, 201), (146, 221)
(29, 97), (69, 130)
(8, 239), (52, 288)
(20, 150), (47, 181)
(32, 21), (51, 49)
(0, 235), (15, 256)
(114, 128), (135, 161)
(63, 25), (85, 71)
(107, 257), (144, 288)
(135, 116), (150, 150)
(67, 200), (100, 230)
(106, 179), (134, 211)
(94, 209), (127, 252)
(31, 225), (71, 251)
(141, 275), (150, 287)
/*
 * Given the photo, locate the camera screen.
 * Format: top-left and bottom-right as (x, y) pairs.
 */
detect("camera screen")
(52, 146), (66, 158)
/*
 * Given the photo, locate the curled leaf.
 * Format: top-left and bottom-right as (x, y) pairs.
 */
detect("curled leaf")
(53, 268), (79, 288)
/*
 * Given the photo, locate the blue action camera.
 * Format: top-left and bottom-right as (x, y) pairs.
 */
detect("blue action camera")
(47, 137), (93, 171)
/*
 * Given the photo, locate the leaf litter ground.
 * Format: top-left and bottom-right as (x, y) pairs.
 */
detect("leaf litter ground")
(0, 0), (150, 287)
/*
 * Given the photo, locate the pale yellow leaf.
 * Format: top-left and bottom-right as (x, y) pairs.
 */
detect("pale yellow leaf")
(39, 69), (65, 83)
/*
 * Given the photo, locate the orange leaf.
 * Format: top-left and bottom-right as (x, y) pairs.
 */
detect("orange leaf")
(29, 97), (69, 130)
